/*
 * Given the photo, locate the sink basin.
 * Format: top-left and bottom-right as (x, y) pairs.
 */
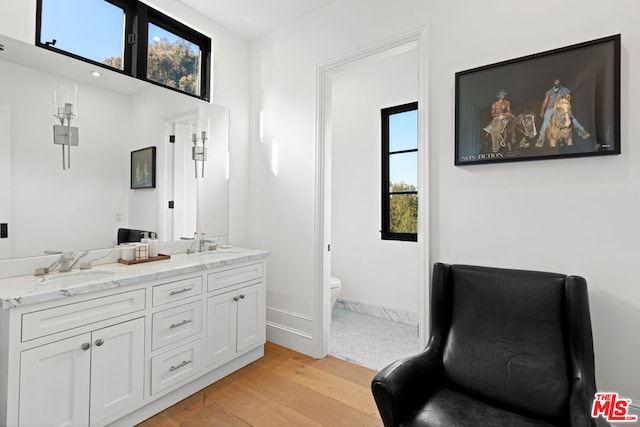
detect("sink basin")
(196, 249), (239, 256)
(38, 270), (116, 287)
(194, 250), (241, 261)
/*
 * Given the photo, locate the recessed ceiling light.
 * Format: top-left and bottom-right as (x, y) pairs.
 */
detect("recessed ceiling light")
(91, 71), (102, 77)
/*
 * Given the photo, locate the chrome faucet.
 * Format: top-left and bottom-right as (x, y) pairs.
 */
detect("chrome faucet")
(199, 233), (214, 252)
(59, 252), (75, 272)
(180, 232), (215, 253)
(34, 250), (77, 276)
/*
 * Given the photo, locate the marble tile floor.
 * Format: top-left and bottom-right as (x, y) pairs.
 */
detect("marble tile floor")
(328, 306), (421, 372)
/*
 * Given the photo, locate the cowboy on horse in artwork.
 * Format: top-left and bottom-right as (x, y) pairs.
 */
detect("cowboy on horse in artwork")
(482, 78), (591, 154)
(536, 78), (590, 147)
(483, 89), (513, 152)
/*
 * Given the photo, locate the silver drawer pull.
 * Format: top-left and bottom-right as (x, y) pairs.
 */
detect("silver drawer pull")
(169, 360), (192, 372)
(169, 319), (192, 329)
(169, 287), (192, 296)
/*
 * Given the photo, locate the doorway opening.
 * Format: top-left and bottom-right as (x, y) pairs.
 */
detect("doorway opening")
(313, 28), (430, 362)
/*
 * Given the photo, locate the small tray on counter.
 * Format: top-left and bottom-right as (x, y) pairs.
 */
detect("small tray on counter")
(118, 254), (171, 265)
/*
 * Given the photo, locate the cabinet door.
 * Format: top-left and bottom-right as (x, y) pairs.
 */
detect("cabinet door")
(205, 290), (237, 366)
(236, 283), (266, 353)
(19, 333), (92, 427)
(90, 317), (145, 424)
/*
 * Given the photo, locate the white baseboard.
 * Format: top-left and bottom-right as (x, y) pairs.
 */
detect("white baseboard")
(266, 306), (315, 356)
(336, 298), (418, 325)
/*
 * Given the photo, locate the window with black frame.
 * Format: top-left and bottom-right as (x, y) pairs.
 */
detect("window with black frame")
(381, 102), (418, 242)
(36, 0), (211, 100)
(37, 0), (127, 70)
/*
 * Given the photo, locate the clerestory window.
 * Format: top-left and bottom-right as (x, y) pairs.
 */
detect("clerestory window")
(36, 0), (211, 100)
(381, 102), (418, 242)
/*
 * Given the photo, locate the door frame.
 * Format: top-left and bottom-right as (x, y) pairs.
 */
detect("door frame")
(312, 27), (431, 358)
(0, 106), (11, 259)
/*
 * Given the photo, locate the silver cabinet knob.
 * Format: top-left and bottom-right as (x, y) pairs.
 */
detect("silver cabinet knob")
(95, 338), (104, 346)
(81, 343), (91, 351)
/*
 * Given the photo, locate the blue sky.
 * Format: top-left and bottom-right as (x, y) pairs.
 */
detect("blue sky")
(389, 109), (418, 188)
(40, 0), (124, 63)
(39, 0), (192, 64)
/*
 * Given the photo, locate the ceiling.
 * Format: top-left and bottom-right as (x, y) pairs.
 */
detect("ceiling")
(176, 0), (335, 40)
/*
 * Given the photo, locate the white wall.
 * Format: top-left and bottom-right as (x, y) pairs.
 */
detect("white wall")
(250, 0), (640, 405)
(331, 49), (419, 314)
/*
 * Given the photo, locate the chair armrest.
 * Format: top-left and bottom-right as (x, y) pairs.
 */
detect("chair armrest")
(565, 276), (610, 427)
(371, 344), (443, 427)
(570, 378), (610, 427)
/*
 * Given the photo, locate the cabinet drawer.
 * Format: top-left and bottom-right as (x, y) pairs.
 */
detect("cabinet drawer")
(152, 301), (202, 350)
(152, 276), (203, 307)
(151, 339), (203, 395)
(207, 263), (263, 292)
(22, 289), (146, 342)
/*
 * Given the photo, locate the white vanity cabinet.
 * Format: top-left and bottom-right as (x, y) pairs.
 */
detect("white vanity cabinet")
(19, 317), (145, 427)
(149, 275), (205, 395)
(9, 288), (146, 427)
(206, 263), (266, 367)
(0, 251), (268, 427)
(206, 283), (265, 366)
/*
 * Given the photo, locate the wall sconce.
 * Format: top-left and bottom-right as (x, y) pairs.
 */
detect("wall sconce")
(52, 84), (79, 170)
(190, 117), (210, 178)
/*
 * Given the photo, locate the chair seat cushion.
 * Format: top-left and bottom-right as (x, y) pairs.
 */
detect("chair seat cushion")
(401, 388), (558, 427)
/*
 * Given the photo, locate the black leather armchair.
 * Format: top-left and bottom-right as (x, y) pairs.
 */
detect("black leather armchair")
(371, 263), (609, 427)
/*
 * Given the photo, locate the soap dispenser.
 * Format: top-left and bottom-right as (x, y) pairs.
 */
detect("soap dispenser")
(149, 232), (159, 257)
(136, 232), (150, 261)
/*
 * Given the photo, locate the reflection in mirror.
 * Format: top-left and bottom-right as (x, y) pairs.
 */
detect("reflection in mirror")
(163, 105), (229, 242)
(0, 34), (229, 260)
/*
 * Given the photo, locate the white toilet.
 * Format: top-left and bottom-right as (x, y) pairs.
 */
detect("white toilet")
(330, 276), (342, 312)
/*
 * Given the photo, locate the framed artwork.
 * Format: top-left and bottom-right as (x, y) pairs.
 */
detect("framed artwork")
(131, 146), (156, 189)
(455, 34), (620, 166)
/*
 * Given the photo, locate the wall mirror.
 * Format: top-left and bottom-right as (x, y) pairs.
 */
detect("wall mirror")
(162, 105), (229, 242)
(0, 34), (229, 260)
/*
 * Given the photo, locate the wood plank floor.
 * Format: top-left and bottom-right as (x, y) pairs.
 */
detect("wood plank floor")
(137, 342), (383, 426)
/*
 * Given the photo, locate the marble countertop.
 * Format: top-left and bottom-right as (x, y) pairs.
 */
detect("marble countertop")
(0, 247), (269, 309)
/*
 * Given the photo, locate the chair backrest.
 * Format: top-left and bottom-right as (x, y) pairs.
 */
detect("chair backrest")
(440, 264), (572, 423)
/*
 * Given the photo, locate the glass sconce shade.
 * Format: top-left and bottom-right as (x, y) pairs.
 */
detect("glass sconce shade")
(189, 117), (210, 142)
(189, 117), (210, 178)
(53, 84), (79, 123)
(52, 84), (79, 170)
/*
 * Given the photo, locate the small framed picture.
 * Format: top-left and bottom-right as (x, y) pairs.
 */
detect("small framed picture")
(131, 146), (156, 189)
(455, 34), (620, 166)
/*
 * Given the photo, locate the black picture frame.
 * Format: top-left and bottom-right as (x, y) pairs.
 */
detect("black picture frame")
(131, 146), (156, 189)
(455, 34), (620, 166)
